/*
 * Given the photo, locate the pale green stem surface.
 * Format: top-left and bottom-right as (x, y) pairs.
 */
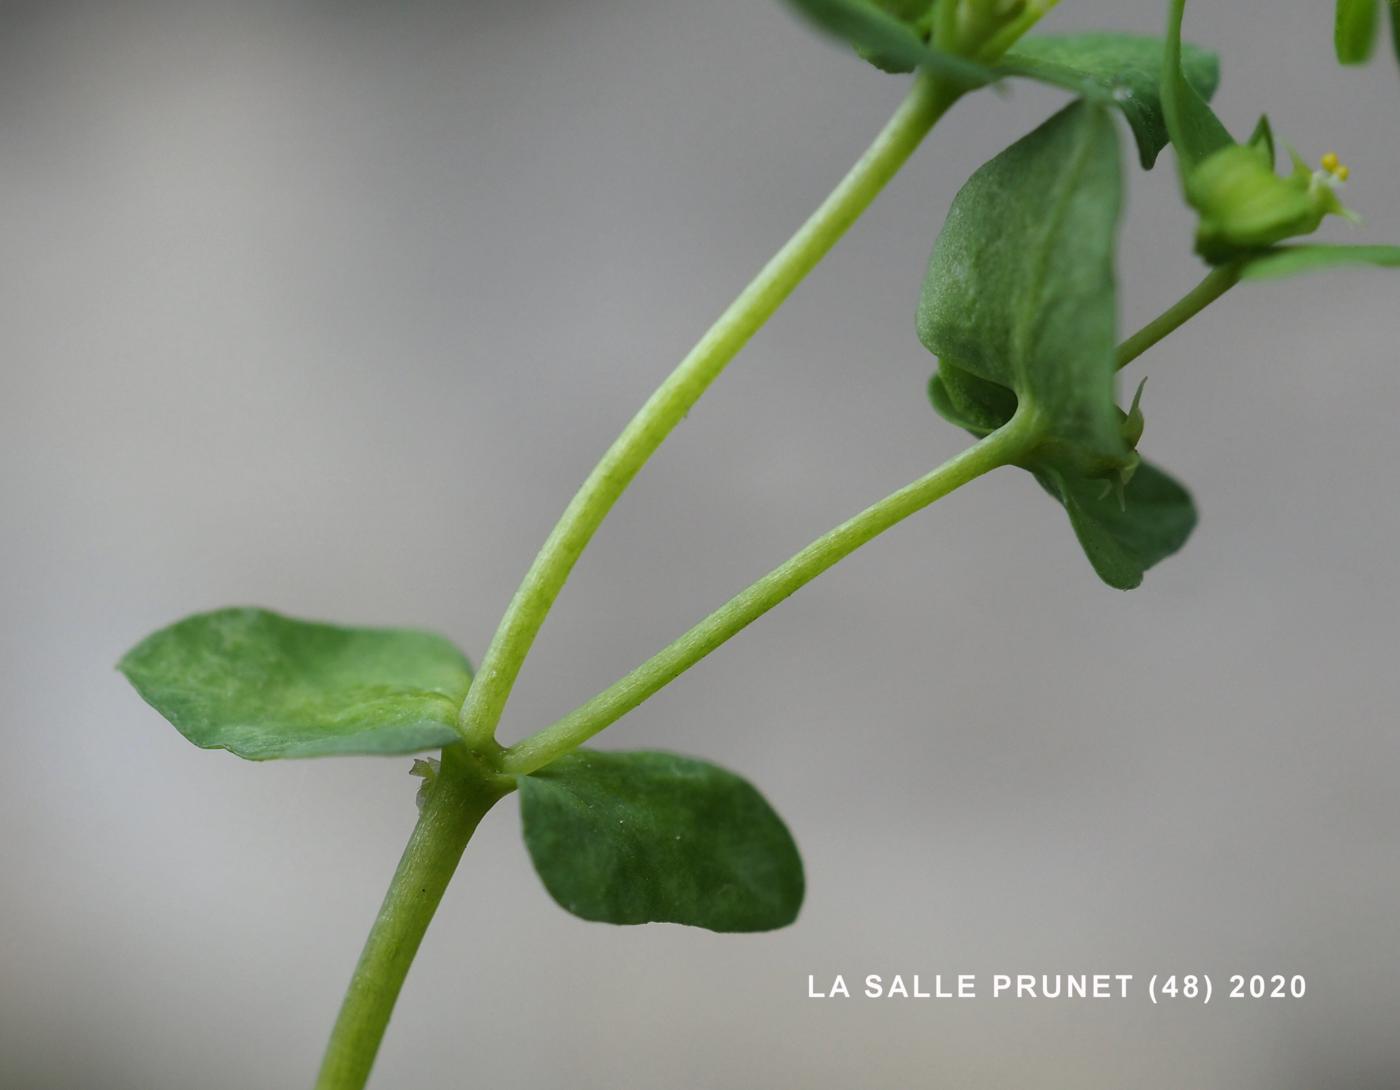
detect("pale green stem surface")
(314, 751), (510, 1090)
(458, 71), (962, 751)
(1116, 262), (1242, 371)
(502, 411), (1043, 776)
(317, 74), (962, 1087)
(508, 252), (1247, 777)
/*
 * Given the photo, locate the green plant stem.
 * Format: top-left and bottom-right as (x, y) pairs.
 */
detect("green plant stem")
(458, 71), (962, 751)
(501, 411), (1043, 776)
(1116, 261), (1242, 370)
(314, 750), (511, 1090)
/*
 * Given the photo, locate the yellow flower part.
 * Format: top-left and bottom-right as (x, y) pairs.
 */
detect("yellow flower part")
(1320, 152), (1352, 181)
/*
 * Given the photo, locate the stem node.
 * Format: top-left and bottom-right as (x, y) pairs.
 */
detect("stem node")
(456, 72), (962, 752)
(313, 748), (513, 1090)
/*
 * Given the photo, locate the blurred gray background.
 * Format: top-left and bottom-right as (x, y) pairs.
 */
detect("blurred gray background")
(3, 1), (1399, 1086)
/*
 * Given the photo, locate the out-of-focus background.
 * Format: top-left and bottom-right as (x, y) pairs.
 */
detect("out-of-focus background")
(3, 1), (1399, 1086)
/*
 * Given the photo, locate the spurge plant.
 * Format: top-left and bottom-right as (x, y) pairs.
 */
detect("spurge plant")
(118, 1), (1400, 1085)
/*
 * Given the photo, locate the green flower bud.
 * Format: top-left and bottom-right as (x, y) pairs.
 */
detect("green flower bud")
(1187, 144), (1354, 264)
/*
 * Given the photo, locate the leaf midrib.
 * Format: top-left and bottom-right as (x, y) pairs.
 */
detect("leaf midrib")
(1010, 105), (1103, 408)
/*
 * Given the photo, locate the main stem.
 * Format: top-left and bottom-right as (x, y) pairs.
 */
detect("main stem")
(314, 750), (510, 1090)
(502, 410), (1042, 775)
(458, 71), (961, 750)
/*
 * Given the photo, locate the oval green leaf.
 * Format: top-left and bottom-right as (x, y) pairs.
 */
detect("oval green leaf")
(1031, 461), (1197, 590)
(519, 749), (804, 933)
(1000, 33), (1221, 168)
(918, 100), (1126, 469)
(913, 101), (1199, 588)
(118, 607), (470, 759)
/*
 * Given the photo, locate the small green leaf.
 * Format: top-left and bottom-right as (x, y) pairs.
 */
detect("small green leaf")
(917, 115), (1196, 589)
(782, 0), (996, 84)
(1240, 243), (1400, 279)
(1162, 0), (1234, 178)
(1336, 0), (1381, 64)
(1031, 461), (1197, 590)
(519, 749), (804, 933)
(918, 101), (1127, 470)
(118, 607), (470, 759)
(1000, 33), (1221, 168)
